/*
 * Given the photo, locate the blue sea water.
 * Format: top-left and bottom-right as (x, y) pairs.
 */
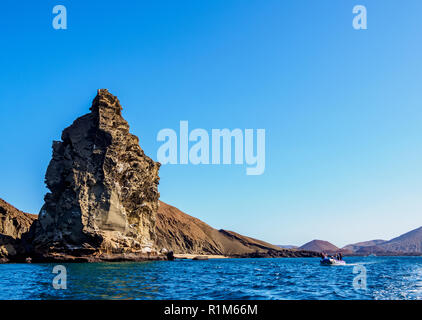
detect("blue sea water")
(0, 257), (421, 300)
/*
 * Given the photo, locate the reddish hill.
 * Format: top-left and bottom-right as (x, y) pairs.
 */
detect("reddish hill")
(342, 240), (386, 253)
(356, 227), (422, 255)
(155, 201), (317, 257)
(299, 240), (339, 253)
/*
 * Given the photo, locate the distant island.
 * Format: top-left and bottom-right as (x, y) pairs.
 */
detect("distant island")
(294, 227), (422, 256)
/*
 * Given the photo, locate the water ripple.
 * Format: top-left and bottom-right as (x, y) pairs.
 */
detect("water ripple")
(0, 257), (421, 300)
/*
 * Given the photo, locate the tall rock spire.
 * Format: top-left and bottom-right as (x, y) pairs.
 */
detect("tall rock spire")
(32, 89), (160, 258)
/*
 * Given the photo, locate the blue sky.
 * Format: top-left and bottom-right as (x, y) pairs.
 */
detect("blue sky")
(0, 1), (421, 247)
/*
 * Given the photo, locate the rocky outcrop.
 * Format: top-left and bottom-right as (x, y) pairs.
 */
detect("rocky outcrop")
(0, 198), (37, 261)
(0, 199), (36, 239)
(156, 201), (319, 257)
(30, 89), (161, 261)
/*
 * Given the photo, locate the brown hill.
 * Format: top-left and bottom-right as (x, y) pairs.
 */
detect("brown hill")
(155, 201), (225, 254)
(342, 240), (386, 253)
(155, 201), (316, 257)
(0, 198), (37, 261)
(356, 227), (422, 255)
(0, 198), (36, 239)
(299, 240), (339, 253)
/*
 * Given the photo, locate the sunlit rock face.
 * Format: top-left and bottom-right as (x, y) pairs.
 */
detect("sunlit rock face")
(0, 198), (37, 261)
(32, 89), (160, 256)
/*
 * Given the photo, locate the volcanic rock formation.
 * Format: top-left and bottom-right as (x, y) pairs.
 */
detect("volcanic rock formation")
(0, 198), (36, 261)
(31, 89), (160, 259)
(354, 227), (422, 255)
(0, 198), (36, 239)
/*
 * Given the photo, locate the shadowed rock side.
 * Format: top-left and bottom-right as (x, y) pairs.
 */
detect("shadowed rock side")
(30, 89), (161, 261)
(155, 201), (318, 258)
(0, 198), (37, 261)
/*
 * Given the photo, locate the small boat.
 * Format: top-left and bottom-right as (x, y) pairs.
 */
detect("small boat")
(320, 257), (346, 266)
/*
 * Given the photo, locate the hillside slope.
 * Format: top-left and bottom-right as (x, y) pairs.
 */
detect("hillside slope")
(342, 240), (386, 253)
(0, 199), (37, 239)
(155, 201), (316, 257)
(299, 240), (339, 253)
(356, 227), (422, 255)
(0, 198), (37, 261)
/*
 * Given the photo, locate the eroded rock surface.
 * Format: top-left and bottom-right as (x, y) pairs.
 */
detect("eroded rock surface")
(0, 198), (37, 261)
(31, 89), (160, 259)
(0, 198), (36, 239)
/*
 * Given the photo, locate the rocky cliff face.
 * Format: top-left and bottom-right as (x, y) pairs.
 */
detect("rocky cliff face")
(31, 89), (160, 259)
(0, 198), (37, 261)
(342, 240), (386, 253)
(0, 199), (36, 239)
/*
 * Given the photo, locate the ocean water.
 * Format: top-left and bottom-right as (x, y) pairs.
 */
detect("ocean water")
(0, 256), (421, 300)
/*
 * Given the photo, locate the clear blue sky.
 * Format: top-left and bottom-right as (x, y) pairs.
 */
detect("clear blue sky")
(0, 1), (421, 247)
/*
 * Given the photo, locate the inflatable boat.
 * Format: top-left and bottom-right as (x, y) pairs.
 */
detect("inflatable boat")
(320, 257), (346, 266)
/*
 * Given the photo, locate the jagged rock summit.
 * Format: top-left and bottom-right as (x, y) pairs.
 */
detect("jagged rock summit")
(31, 89), (161, 261)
